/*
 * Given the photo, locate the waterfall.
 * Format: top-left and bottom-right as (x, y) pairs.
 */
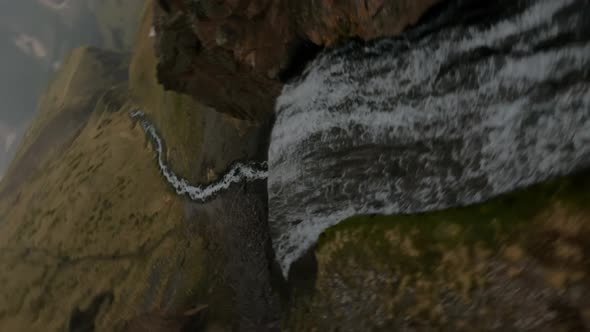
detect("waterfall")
(269, 0), (590, 276)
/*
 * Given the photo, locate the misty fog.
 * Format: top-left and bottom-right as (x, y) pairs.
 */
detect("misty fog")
(0, 0), (140, 179)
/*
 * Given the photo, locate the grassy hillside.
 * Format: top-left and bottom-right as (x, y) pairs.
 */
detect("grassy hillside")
(285, 171), (590, 331)
(94, 0), (145, 51)
(128, 3), (205, 180)
(0, 45), (205, 332)
(128, 3), (268, 184)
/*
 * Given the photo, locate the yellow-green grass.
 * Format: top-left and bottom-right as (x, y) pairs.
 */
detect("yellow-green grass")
(285, 171), (590, 330)
(129, 3), (206, 180)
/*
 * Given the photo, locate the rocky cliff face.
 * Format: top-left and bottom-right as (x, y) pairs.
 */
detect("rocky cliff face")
(154, 0), (440, 119)
(0, 47), (196, 332)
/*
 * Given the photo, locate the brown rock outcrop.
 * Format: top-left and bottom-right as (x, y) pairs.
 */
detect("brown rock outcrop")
(294, 0), (440, 46)
(153, 0), (440, 120)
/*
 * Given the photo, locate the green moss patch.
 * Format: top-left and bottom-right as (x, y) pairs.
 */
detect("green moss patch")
(285, 170), (590, 331)
(320, 170), (590, 258)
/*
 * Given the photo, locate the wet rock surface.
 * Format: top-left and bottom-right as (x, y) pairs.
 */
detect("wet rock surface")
(186, 184), (280, 331)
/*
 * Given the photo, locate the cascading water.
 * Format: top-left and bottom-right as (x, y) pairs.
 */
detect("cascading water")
(269, 0), (590, 276)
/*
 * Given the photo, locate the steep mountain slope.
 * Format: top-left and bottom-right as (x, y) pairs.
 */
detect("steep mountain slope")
(0, 33), (206, 332)
(129, 6), (278, 330)
(286, 171), (590, 331)
(0, 0), (144, 177)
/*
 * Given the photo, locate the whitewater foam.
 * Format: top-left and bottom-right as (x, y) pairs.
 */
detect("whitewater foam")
(269, 0), (590, 276)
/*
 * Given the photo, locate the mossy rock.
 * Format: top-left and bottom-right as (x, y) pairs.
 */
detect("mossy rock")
(285, 171), (590, 331)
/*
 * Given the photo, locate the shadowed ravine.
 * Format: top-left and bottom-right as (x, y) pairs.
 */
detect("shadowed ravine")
(129, 110), (280, 329)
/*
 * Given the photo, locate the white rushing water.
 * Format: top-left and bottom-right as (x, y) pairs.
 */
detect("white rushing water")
(269, 0), (590, 276)
(130, 110), (268, 201)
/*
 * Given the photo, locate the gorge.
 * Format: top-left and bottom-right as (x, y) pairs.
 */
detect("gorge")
(140, 0), (590, 276)
(2, 0), (590, 330)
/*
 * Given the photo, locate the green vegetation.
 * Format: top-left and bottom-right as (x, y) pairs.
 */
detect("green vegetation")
(0, 6), (209, 329)
(9, 47), (124, 168)
(285, 170), (590, 331)
(322, 170), (590, 258)
(0, 94), (206, 331)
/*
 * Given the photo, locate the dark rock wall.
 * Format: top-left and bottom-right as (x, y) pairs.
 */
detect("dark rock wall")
(153, 0), (440, 120)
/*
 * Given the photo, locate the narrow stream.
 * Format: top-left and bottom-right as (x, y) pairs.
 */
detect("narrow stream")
(130, 110), (268, 202)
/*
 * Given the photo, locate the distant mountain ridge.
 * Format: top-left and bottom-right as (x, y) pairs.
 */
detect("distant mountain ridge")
(0, 0), (143, 177)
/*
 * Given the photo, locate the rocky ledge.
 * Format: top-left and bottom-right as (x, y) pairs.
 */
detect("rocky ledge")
(153, 0), (440, 120)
